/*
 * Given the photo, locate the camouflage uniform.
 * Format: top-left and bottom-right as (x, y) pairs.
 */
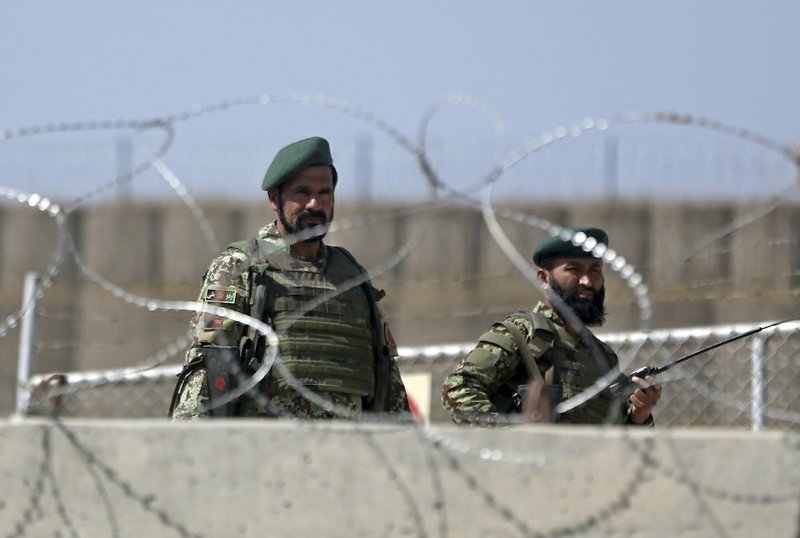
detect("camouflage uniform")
(170, 222), (409, 420)
(442, 302), (651, 426)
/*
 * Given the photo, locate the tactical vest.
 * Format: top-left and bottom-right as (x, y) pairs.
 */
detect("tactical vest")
(257, 248), (376, 398)
(168, 237), (394, 418)
(499, 311), (625, 425)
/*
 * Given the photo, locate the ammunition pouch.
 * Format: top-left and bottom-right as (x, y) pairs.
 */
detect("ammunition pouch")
(489, 384), (519, 414)
(516, 383), (564, 423)
(203, 345), (240, 418)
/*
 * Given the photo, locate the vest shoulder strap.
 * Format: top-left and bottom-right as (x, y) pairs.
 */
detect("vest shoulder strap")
(228, 237), (284, 268)
(596, 338), (617, 358)
(328, 244), (361, 267)
(499, 310), (557, 383)
(327, 246), (369, 278)
(328, 246), (396, 411)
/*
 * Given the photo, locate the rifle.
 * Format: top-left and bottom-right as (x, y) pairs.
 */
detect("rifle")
(611, 319), (793, 394)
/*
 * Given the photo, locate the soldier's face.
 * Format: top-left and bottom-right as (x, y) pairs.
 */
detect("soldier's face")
(269, 166), (335, 242)
(538, 257), (606, 326)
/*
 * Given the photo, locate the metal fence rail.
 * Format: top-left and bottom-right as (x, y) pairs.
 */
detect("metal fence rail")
(22, 320), (800, 430)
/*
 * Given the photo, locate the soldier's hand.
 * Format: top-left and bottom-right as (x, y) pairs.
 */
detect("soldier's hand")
(628, 375), (662, 424)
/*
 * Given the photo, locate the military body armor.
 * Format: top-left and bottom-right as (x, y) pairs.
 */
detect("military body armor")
(170, 237), (392, 417)
(257, 248), (377, 399)
(490, 310), (626, 424)
(544, 320), (624, 424)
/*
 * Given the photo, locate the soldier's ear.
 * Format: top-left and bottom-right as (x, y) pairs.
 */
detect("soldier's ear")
(537, 268), (550, 288)
(267, 188), (279, 210)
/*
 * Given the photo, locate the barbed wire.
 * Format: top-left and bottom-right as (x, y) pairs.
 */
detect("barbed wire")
(0, 187), (65, 339)
(429, 432), (654, 538)
(362, 432), (431, 538)
(3, 91), (800, 536)
(4, 426), (48, 538)
(7, 90), (799, 423)
(623, 431), (800, 505)
(50, 418), (205, 538)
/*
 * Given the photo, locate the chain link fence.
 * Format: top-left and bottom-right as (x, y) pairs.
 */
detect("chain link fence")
(21, 320), (800, 431)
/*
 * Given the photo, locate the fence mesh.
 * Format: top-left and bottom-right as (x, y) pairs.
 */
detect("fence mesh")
(23, 321), (800, 431)
(4, 87), (800, 536)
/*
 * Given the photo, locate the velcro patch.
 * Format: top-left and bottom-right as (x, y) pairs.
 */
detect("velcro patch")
(479, 330), (515, 353)
(205, 287), (237, 304)
(204, 315), (227, 330)
(384, 322), (398, 356)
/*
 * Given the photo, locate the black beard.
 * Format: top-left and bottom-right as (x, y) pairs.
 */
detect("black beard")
(549, 279), (606, 326)
(277, 192), (332, 244)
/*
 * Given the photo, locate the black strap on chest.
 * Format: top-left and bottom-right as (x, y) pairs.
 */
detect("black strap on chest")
(500, 311), (558, 378)
(499, 311), (560, 422)
(238, 237), (278, 373)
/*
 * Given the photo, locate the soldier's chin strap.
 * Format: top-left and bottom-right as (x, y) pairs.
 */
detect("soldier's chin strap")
(613, 318), (799, 394)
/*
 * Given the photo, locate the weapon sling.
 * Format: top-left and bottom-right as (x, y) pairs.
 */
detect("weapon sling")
(500, 318), (555, 423)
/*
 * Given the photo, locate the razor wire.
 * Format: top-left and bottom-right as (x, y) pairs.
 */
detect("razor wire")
(5, 91), (800, 428)
(2, 92), (800, 537)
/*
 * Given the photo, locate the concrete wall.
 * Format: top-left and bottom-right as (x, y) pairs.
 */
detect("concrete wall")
(1, 419), (797, 537)
(1, 200), (798, 415)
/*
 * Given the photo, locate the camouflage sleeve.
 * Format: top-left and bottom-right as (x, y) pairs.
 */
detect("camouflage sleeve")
(441, 317), (528, 426)
(170, 367), (211, 420)
(170, 247), (252, 420)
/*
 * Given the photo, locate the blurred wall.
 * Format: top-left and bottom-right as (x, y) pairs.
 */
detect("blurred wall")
(0, 200), (797, 414)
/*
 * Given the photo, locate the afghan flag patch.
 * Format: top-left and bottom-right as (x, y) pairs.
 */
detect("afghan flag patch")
(205, 287), (237, 304)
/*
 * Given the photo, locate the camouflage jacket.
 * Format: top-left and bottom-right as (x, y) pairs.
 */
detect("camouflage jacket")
(442, 302), (650, 426)
(170, 222), (409, 420)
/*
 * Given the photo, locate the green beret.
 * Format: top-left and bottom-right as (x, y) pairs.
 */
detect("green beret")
(532, 227), (609, 267)
(261, 136), (338, 191)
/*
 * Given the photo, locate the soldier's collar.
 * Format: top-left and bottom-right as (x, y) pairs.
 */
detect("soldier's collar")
(261, 221), (282, 241)
(294, 243), (328, 265)
(533, 301), (565, 327)
(259, 221), (326, 261)
(262, 221), (328, 265)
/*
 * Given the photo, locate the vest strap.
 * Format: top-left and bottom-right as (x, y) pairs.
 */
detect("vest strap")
(500, 316), (554, 422)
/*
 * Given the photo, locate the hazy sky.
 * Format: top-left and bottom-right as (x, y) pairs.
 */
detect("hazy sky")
(2, 1), (799, 202)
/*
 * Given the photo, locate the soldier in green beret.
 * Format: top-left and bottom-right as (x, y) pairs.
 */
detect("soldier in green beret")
(170, 136), (410, 420)
(442, 227), (661, 426)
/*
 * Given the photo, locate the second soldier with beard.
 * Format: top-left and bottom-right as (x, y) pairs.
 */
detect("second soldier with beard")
(442, 227), (661, 426)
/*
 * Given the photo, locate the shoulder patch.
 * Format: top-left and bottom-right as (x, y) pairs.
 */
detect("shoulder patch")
(384, 322), (398, 356)
(479, 328), (516, 353)
(205, 287), (238, 304)
(203, 315), (225, 331)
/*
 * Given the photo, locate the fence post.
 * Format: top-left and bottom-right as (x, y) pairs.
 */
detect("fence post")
(750, 334), (767, 432)
(16, 271), (40, 415)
